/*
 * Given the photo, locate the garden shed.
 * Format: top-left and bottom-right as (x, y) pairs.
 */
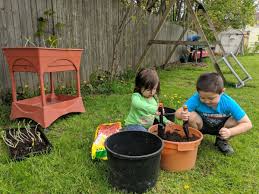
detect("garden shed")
(215, 29), (244, 55)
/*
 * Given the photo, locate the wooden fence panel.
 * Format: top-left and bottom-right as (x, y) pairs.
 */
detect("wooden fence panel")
(0, 0), (183, 94)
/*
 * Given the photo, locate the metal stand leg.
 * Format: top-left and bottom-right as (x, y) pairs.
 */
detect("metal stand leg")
(219, 53), (252, 88)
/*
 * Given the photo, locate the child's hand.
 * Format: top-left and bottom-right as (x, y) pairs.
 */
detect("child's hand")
(156, 111), (161, 116)
(219, 127), (232, 139)
(181, 108), (190, 121)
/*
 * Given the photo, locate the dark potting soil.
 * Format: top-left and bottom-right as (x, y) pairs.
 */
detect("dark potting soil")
(5, 127), (51, 160)
(164, 131), (199, 142)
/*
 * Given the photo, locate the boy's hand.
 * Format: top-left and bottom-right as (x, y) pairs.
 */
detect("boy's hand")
(219, 127), (232, 139)
(181, 108), (190, 121)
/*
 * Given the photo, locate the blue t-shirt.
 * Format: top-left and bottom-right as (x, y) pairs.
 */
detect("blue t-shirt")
(185, 92), (245, 121)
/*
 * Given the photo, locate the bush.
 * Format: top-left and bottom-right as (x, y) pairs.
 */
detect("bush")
(0, 69), (135, 103)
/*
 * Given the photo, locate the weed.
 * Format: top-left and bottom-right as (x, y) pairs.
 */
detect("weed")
(159, 93), (184, 110)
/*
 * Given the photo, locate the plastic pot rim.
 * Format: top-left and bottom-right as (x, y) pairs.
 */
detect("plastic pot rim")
(105, 131), (164, 160)
(150, 124), (203, 144)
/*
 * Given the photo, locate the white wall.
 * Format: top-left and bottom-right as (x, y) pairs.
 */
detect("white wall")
(246, 26), (259, 49)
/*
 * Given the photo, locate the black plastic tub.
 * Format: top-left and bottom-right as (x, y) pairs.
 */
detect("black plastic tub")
(164, 107), (175, 122)
(105, 131), (163, 193)
(153, 107), (175, 125)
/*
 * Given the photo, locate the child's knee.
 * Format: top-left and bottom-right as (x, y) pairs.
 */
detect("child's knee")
(122, 124), (147, 132)
(189, 112), (203, 129)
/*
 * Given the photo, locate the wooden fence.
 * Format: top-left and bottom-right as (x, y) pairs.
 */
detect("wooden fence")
(0, 0), (184, 94)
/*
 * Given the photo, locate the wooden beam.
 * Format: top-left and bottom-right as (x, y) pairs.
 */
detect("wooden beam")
(149, 40), (211, 46)
(186, 0), (226, 82)
(136, 0), (176, 70)
(193, 0), (225, 53)
(163, 28), (188, 68)
(199, 5), (226, 54)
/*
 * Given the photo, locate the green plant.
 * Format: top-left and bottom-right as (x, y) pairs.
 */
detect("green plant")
(244, 46), (253, 55)
(81, 81), (94, 96)
(25, 9), (65, 47)
(88, 69), (134, 95)
(0, 91), (12, 105)
(54, 84), (77, 96)
(243, 43), (259, 55)
(0, 70), (133, 103)
(1, 120), (41, 149)
(16, 84), (36, 100)
(117, 67), (136, 81)
(253, 42), (259, 53)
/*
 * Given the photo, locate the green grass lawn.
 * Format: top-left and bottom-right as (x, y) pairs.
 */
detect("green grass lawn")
(0, 55), (258, 193)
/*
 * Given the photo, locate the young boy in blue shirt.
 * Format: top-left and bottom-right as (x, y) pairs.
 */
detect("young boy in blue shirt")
(175, 72), (252, 155)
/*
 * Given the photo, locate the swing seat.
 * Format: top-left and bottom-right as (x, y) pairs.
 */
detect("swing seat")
(192, 49), (209, 60)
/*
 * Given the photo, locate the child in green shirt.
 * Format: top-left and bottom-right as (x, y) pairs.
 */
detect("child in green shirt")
(124, 68), (174, 131)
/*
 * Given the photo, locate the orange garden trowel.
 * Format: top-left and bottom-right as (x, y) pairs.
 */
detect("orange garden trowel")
(183, 105), (190, 140)
(157, 103), (166, 139)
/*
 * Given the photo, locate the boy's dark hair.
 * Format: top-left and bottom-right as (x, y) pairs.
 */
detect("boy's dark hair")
(196, 72), (224, 94)
(134, 68), (160, 95)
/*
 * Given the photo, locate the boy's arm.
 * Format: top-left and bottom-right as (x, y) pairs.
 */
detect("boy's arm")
(175, 107), (190, 121)
(220, 95), (252, 139)
(175, 93), (198, 120)
(219, 115), (252, 139)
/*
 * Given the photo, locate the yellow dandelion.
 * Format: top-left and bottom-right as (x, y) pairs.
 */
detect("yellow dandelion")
(24, 84), (29, 88)
(184, 184), (190, 190)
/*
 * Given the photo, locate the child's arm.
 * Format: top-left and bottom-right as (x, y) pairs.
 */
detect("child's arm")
(175, 107), (183, 120)
(131, 94), (158, 114)
(154, 114), (171, 125)
(220, 96), (253, 139)
(219, 115), (252, 139)
(175, 107), (190, 121)
(175, 93), (198, 120)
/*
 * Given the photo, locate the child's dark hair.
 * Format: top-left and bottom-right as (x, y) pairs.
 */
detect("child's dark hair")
(134, 68), (160, 95)
(196, 72), (224, 94)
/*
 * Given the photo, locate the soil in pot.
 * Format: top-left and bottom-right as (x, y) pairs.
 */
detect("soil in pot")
(164, 131), (199, 142)
(149, 124), (199, 142)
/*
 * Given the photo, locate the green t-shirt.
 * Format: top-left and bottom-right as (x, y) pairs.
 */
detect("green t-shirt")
(125, 93), (169, 129)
